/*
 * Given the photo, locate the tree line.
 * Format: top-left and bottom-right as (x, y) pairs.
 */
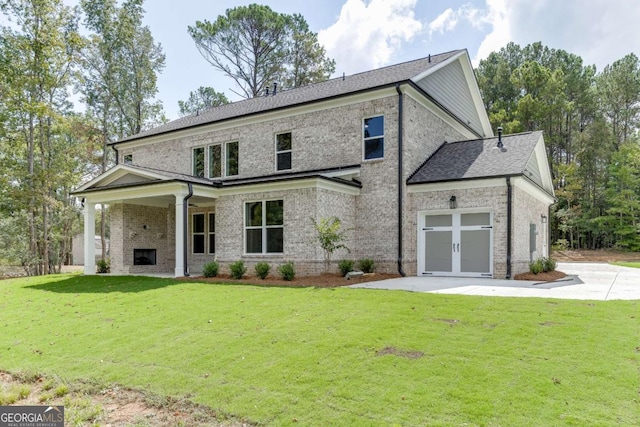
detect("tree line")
(475, 42), (640, 251)
(0, 1), (334, 275)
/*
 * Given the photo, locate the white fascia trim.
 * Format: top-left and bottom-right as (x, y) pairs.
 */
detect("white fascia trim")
(457, 53), (494, 137)
(218, 177), (361, 197)
(74, 164), (167, 192)
(114, 88), (399, 151)
(533, 135), (555, 195)
(512, 176), (556, 205)
(407, 178), (506, 194)
(403, 85), (478, 140)
(81, 181), (191, 204)
(410, 50), (466, 82)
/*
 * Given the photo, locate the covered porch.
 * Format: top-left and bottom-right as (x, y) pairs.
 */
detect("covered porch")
(73, 165), (218, 277)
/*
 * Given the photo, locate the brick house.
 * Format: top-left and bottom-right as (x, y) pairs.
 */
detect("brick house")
(73, 49), (555, 278)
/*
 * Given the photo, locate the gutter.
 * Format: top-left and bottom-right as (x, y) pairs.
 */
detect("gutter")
(183, 183), (193, 277)
(396, 84), (406, 277)
(506, 177), (512, 279)
(113, 146), (119, 165)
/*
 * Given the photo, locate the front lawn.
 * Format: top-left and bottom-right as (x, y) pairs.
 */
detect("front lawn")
(0, 275), (638, 425)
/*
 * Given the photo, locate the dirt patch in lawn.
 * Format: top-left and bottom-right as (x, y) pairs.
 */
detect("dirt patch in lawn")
(0, 371), (251, 426)
(188, 272), (401, 288)
(376, 346), (425, 359)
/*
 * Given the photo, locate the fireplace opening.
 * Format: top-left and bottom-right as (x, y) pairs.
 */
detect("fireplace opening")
(134, 249), (157, 265)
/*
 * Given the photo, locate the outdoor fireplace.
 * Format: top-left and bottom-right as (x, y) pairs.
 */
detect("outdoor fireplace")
(134, 249), (156, 266)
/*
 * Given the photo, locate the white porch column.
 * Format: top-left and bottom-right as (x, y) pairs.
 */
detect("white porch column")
(83, 202), (96, 275)
(175, 193), (187, 277)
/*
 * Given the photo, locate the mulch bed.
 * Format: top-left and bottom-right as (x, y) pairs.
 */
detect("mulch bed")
(513, 270), (567, 281)
(185, 272), (402, 288)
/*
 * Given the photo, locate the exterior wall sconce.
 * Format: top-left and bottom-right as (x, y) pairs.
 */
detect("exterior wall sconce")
(449, 195), (457, 209)
(541, 214), (547, 224)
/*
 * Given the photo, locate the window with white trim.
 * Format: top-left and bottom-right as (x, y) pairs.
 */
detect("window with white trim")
(226, 141), (239, 176)
(208, 212), (216, 254)
(275, 132), (292, 171)
(245, 200), (283, 254)
(363, 115), (384, 160)
(193, 147), (205, 177)
(209, 144), (222, 178)
(192, 213), (205, 254)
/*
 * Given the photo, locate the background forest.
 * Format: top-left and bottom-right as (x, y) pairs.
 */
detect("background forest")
(1, 0), (639, 275)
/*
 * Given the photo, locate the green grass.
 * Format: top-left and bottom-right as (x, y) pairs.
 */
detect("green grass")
(0, 274), (638, 426)
(612, 261), (640, 268)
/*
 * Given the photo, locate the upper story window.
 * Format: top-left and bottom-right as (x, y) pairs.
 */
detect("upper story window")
(275, 132), (292, 171)
(207, 142), (238, 178)
(193, 147), (205, 177)
(363, 115), (384, 160)
(245, 200), (284, 254)
(226, 141), (239, 176)
(123, 154), (133, 165)
(209, 144), (222, 178)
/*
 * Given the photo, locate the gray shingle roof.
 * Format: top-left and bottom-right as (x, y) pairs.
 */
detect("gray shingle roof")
(116, 50), (465, 144)
(407, 131), (542, 184)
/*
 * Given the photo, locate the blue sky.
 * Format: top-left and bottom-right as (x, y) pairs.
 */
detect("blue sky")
(80, 0), (640, 120)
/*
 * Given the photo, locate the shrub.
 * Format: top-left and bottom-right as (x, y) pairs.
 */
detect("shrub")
(358, 258), (376, 273)
(254, 262), (271, 279)
(338, 259), (354, 277)
(96, 259), (109, 274)
(543, 257), (557, 272)
(277, 262), (295, 281)
(203, 261), (219, 278)
(529, 258), (544, 274)
(229, 261), (247, 279)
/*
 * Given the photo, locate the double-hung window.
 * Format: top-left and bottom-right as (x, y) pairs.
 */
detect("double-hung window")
(245, 200), (284, 254)
(363, 115), (384, 160)
(209, 144), (222, 178)
(193, 147), (205, 177)
(208, 213), (215, 254)
(226, 141), (239, 176)
(192, 213), (205, 254)
(275, 132), (292, 171)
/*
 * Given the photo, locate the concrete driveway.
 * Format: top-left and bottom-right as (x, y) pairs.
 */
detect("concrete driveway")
(349, 262), (640, 300)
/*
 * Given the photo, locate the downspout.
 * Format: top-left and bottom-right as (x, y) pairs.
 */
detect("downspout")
(183, 183), (193, 277)
(396, 84), (406, 277)
(113, 146), (119, 165)
(506, 177), (512, 279)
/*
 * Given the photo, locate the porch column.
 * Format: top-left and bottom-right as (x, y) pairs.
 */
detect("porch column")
(83, 202), (96, 275)
(174, 193), (187, 277)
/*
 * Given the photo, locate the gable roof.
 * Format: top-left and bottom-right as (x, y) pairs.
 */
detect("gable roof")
(407, 131), (554, 196)
(115, 49), (491, 145)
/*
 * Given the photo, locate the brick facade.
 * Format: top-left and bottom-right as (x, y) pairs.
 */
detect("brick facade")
(107, 92), (551, 278)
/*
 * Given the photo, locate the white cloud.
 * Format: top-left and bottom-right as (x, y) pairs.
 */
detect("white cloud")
(469, 0), (640, 70)
(428, 4), (484, 37)
(318, 0), (423, 75)
(472, 0), (511, 66)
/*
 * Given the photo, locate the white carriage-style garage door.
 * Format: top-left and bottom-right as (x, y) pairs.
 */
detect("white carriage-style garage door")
(418, 211), (493, 277)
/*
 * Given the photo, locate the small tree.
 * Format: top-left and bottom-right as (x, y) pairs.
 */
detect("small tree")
(311, 217), (350, 272)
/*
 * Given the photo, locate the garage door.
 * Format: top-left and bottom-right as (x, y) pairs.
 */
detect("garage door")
(418, 212), (493, 277)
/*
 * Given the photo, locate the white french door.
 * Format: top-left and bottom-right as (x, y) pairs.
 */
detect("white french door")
(418, 211), (493, 277)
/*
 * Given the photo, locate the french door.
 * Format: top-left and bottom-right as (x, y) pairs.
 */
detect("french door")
(418, 212), (493, 277)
